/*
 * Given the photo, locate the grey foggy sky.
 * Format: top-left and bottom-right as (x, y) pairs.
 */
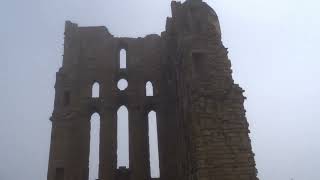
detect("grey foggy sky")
(1, 0), (320, 180)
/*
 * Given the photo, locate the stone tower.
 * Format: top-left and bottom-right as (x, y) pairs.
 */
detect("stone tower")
(47, 1), (258, 180)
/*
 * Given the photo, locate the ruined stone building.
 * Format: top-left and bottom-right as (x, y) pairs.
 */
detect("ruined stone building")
(47, 0), (258, 180)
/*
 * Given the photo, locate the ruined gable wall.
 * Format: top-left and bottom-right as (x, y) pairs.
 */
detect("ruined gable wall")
(48, 1), (258, 180)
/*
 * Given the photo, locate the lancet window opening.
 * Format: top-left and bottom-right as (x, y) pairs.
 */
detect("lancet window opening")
(148, 111), (160, 178)
(92, 82), (100, 98)
(146, 81), (154, 96)
(119, 49), (127, 69)
(117, 105), (129, 168)
(89, 112), (100, 180)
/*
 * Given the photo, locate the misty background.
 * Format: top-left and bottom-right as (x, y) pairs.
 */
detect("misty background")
(1, 0), (320, 179)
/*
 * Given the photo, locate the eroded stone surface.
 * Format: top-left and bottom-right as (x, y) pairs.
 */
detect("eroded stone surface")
(47, 1), (258, 180)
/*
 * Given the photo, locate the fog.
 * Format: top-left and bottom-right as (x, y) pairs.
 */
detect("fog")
(1, 0), (319, 179)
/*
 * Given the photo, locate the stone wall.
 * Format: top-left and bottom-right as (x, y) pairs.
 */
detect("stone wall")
(47, 1), (258, 180)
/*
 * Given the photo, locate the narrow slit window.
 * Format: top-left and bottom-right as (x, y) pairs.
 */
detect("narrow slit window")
(63, 91), (70, 106)
(120, 49), (127, 69)
(89, 113), (100, 180)
(146, 81), (154, 96)
(192, 52), (207, 78)
(92, 82), (100, 98)
(117, 106), (129, 168)
(148, 111), (160, 178)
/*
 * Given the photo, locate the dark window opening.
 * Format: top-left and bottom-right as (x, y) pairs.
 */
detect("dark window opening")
(192, 52), (207, 78)
(63, 91), (70, 106)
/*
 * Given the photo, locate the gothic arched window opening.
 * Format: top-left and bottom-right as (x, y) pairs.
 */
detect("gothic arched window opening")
(92, 82), (100, 98)
(117, 106), (129, 168)
(148, 111), (160, 178)
(120, 49), (127, 69)
(89, 112), (100, 180)
(146, 81), (154, 96)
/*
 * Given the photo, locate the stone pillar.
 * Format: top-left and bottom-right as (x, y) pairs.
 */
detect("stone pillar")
(67, 117), (90, 180)
(47, 120), (69, 180)
(129, 107), (150, 180)
(100, 107), (117, 180)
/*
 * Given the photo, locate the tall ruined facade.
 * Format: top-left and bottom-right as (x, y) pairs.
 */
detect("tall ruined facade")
(47, 0), (258, 180)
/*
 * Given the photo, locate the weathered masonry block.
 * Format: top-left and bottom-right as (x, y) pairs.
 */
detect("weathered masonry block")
(47, 0), (258, 180)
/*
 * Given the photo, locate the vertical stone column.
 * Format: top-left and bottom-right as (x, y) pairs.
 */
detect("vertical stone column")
(47, 120), (69, 180)
(66, 117), (90, 180)
(129, 107), (150, 180)
(46, 115), (83, 180)
(100, 107), (117, 180)
(156, 106), (179, 180)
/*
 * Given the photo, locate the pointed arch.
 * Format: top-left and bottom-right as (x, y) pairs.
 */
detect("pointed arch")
(148, 111), (160, 178)
(117, 105), (129, 168)
(89, 112), (100, 180)
(146, 81), (154, 96)
(92, 82), (100, 98)
(120, 49), (127, 69)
